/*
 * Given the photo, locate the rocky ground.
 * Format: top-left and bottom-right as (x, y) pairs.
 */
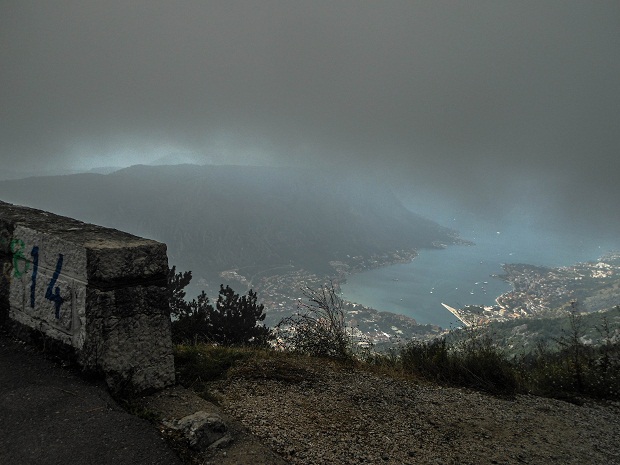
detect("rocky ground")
(194, 357), (620, 465)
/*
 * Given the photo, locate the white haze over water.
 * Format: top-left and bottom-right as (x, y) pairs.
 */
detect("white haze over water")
(341, 222), (619, 328)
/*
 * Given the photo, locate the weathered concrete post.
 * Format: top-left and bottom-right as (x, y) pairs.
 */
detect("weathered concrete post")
(0, 201), (175, 393)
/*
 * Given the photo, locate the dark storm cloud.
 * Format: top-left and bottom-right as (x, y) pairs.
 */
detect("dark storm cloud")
(1, 1), (619, 231)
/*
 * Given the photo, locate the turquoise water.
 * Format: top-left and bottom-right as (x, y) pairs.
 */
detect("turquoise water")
(341, 226), (618, 328)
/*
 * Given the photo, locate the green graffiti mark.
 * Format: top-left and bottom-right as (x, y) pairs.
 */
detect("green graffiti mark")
(10, 239), (31, 278)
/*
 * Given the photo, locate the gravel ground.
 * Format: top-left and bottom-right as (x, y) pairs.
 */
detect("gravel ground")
(208, 357), (620, 465)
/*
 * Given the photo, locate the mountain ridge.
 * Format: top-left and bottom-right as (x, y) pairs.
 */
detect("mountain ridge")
(0, 164), (455, 281)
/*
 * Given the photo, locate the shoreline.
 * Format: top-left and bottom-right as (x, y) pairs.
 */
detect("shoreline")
(336, 241), (521, 329)
(333, 240), (470, 287)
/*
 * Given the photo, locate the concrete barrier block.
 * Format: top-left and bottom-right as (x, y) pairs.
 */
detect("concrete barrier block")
(0, 200), (175, 393)
(83, 285), (175, 392)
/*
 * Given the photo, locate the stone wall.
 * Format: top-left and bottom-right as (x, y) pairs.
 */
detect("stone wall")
(0, 200), (175, 393)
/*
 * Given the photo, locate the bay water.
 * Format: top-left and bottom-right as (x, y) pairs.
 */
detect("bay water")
(340, 225), (618, 328)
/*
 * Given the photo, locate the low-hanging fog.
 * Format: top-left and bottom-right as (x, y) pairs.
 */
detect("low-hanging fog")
(1, 1), (619, 240)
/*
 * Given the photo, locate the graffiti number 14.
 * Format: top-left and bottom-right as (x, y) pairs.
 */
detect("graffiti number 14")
(29, 247), (65, 319)
(45, 254), (65, 319)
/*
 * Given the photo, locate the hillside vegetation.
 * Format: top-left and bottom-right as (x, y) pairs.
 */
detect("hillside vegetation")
(172, 276), (620, 402)
(172, 309), (620, 464)
(172, 344), (620, 465)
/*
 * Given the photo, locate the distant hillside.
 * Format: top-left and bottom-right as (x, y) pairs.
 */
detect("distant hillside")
(0, 164), (455, 278)
(0, 166), (122, 180)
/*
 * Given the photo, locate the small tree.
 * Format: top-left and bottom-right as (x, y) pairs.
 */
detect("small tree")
(173, 290), (214, 344)
(555, 301), (586, 393)
(168, 266), (192, 318)
(208, 285), (272, 346)
(167, 268), (272, 346)
(277, 283), (356, 359)
(168, 267), (213, 343)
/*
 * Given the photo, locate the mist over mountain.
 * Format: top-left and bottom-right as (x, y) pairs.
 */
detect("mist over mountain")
(0, 164), (454, 280)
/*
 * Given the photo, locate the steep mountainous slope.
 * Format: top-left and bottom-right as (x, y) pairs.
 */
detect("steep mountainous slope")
(0, 164), (454, 278)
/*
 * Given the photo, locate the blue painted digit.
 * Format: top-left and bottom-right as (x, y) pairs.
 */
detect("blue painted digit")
(45, 254), (64, 319)
(30, 246), (39, 308)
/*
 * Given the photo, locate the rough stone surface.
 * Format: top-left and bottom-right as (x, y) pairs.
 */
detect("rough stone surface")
(0, 200), (174, 392)
(208, 357), (620, 465)
(165, 411), (231, 451)
(82, 285), (175, 392)
(139, 385), (288, 464)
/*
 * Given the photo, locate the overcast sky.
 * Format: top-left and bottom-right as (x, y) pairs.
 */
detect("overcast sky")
(1, 1), (619, 233)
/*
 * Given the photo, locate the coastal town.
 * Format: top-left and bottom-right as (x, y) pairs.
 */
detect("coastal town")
(445, 252), (620, 327)
(213, 249), (620, 345)
(216, 249), (444, 344)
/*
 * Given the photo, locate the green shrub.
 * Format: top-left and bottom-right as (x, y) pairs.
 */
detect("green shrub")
(399, 329), (518, 395)
(516, 337), (620, 400)
(276, 284), (362, 360)
(513, 306), (620, 400)
(174, 344), (252, 386)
